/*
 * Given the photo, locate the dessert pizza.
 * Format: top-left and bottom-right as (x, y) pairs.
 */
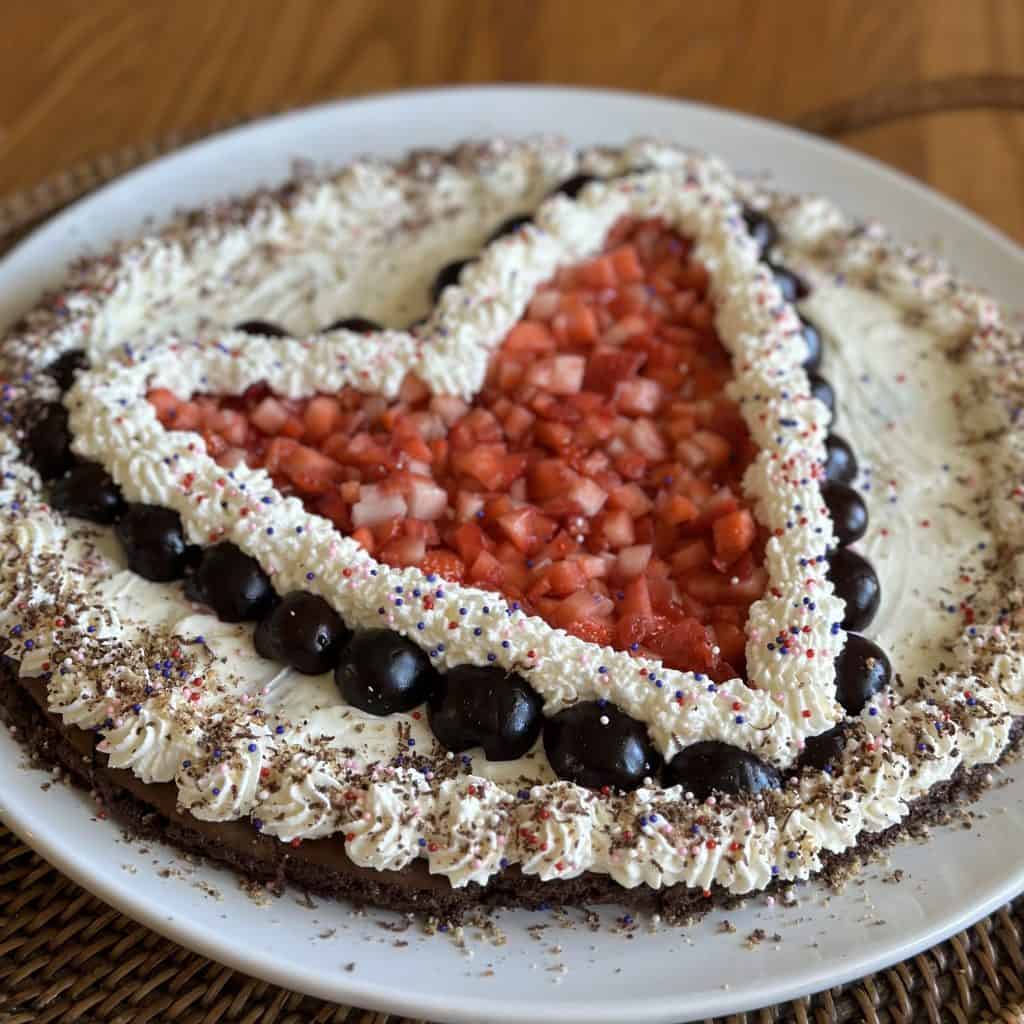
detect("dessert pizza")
(1, 138), (1022, 921)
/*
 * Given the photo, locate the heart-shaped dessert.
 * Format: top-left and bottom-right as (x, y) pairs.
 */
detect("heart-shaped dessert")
(2, 138), (1021, 920)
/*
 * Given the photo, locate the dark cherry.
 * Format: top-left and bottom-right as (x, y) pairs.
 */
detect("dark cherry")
(543, 701), (661, 792)
(834, 633), (891, 715)
(336, 629), (439, 716)
(800, 315), (823, 373)
(808, 373), (835, 423)
(234, 320), (288, 337)
(551, 173), (599, 199)
(430, 260), (473, 304)
(827, 548), (881, 632)
(115, 504), (194, 582)
(822, 480), (868, 547)
(325, 316), (382, 333)
(486, 214), (533, 244)
(25, 402), (75, 481)
(769, 261), (811, 303)
(253, 590), (348, 674)
(50, 461), (123, 524)
(741, 206), (779, 254)
(46, 349), (89, 392)
(800, 724), (849, 772)
(824, 434), (858, 485)
(663, 741), (781, 800)
(429, 664), (543, 761)
(186, 542), (274, 622)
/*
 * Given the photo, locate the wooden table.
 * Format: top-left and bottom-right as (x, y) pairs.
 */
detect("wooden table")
(1, 0), (1022, 241)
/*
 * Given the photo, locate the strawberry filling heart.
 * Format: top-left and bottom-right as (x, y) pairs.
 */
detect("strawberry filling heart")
(148, 217), (768, 681)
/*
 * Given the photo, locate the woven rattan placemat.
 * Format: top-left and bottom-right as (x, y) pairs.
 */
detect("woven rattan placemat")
(2, 80), (1024, 1023)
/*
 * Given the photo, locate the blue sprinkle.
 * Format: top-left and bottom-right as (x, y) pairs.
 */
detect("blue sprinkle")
(275, 725), (285, 735)
(248, 742), (258, 752)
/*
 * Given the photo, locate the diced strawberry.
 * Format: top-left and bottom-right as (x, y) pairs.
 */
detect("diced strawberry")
(710, 620), (746, 667)
(615, 543), (652, 580)
(584, 346), (646, 395)
(406, 476), (448, 520)
(609, 245), (644, 283)
(659, 493), (699, 527)
(497, 507), (557, 554)
(303, 396), (341, 442)
(418, 548), (465, 582)
(468, 550), (505, 588)
(399, 373), (430, 405)
(281, 445), (341, 495)
(527, 458), (576, 500)
(453, 446), (514, 490)
(251, 397), (291, 435)
(544, 560), (589, 596)
(452, 521), (488, 564)
(504, 321), (556, 355)
(527, 291), (561, 321)
(565, 617), (615, 648)
(352, 487), (408, 528)
(608, 483), (652, 516)
(711, 509), (755, 564)
(683, 566), (767, 604)
(263, 437), (299, 474)
(646, 617), (715, 673)
(379, 535), (426, 567)
(349, 526), (375, 554)
(599, 507), (636, 549)
(454, 491), (485, 522)
(502, 404), (535, 442)
(568, 477), (608, 517)
(430, 394), (470, 427)
(535, 421), (573, 452)
(614, 378), (662, 415)
(147, 388), (180, 423)
(671, 538), (711, 575)
(693, 429), (732, 469)
(575, 255), (617, 290)
(627, 419), (667, 461)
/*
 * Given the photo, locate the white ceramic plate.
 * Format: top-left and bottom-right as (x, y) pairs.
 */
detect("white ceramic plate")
(1, 87), (1022, 1024)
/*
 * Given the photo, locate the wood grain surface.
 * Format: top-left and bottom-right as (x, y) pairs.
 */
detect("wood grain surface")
(1, 0), (1022, 241)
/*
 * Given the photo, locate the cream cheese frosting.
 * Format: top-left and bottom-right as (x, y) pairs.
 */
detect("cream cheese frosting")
(0, 137), (1021, 896)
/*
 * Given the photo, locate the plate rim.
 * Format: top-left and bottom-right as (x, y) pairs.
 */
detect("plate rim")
(1, 83), (1023, 1023)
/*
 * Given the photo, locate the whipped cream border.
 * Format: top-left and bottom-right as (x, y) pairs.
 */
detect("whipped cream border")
(66, 162), (844, 767)
(0, 138), (1020, 895)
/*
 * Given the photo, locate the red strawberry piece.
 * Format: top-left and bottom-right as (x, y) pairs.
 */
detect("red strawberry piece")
(712, 508), (756, 565)
(418, 548), (465, 582)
